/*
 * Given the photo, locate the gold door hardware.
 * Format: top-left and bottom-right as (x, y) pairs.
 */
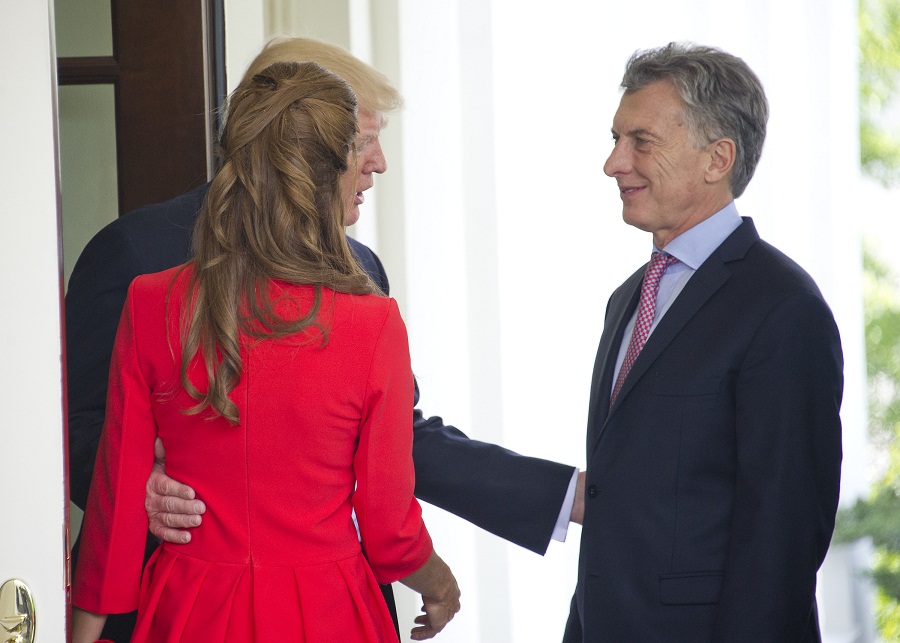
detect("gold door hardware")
(0, 579), (35, 643)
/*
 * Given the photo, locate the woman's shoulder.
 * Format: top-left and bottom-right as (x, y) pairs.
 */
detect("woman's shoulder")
(326, 290), (403, 337)
(132, 264), (191, 290)
(335, 289), (397, 315)
(129, 264), (192, 308)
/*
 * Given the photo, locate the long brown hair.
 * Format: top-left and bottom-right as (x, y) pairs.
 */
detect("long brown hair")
(180, 61), (377, 424)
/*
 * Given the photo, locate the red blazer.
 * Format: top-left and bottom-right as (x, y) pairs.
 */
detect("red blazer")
(74, 266), (430, 640)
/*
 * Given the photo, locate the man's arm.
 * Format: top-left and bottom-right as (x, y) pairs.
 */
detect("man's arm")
(411, 385), (577, 555)
(713, 292), (843, 640)
(147, 398), (579, 553)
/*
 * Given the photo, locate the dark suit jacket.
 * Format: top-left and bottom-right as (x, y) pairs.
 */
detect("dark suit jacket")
(563, 219), (843, 642)
(66, 183), (574, 639)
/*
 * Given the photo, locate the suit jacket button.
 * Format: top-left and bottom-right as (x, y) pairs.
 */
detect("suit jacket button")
(587, 484), (598, 498)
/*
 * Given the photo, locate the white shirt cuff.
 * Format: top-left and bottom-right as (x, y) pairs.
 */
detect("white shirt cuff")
(551, 467), (579, 542)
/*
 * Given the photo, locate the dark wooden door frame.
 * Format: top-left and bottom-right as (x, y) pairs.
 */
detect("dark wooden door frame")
(57, 0), (226, 215)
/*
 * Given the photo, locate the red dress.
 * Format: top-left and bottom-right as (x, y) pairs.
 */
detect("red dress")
(73, 266), (432, 642)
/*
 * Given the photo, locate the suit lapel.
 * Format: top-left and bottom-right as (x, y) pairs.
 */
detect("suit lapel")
(585, 268), (643, 447)
(592, 219), (760, 450)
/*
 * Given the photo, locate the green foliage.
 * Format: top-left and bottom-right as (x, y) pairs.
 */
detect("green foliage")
(834, 244), (900, 638)
(835, 489), (900, 560)
(859, 0), (900, 186)
(863, 248), (900, 449)
(878, 583), (900, 641)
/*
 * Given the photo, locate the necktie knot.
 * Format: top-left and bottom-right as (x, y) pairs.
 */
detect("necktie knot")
(647, 251), (678, 279)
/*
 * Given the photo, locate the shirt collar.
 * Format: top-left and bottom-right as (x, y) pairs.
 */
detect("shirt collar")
(654, 201), (742, 270)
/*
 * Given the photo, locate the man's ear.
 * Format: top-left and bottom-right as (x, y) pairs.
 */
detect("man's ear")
(705, 138), (735, 185)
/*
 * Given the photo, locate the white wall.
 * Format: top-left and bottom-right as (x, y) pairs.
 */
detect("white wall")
(0, 0), (68, 639)
(224, 0), (267, 94)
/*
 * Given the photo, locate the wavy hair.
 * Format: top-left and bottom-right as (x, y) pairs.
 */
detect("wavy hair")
(180, 61), (377, 424)
(621, 42), (769, 198)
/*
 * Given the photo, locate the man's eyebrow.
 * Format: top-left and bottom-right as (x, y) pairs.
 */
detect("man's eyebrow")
(358, 119), (387, 142)
(624, 128), (660, 140)
(610, 127), (660, 140)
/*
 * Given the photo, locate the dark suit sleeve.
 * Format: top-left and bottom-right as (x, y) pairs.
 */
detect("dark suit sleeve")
(66, 224), (150, 509)
(713, 292), (842, 641)
(412, 382), (576, 555)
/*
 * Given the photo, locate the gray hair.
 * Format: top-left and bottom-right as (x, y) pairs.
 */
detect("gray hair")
(621, 42), (769, 198)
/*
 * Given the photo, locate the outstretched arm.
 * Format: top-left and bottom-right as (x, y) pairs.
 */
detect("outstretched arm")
(146, 388), (581, 549)
(412, 382), (577, 555)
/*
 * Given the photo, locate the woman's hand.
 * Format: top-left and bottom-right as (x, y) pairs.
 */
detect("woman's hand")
(411, 580), (461, 640)
(399, 550), (461, 640)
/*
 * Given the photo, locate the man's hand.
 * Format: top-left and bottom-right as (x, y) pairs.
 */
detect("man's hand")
(570, 471), (585, 525)
(146, 437), (206, 544)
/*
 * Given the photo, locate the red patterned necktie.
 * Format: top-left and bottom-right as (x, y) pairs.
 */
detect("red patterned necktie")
(611, 251), (679, 404)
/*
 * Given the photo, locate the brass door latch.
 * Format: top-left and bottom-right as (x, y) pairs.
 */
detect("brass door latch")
(0, 579), (35, 643)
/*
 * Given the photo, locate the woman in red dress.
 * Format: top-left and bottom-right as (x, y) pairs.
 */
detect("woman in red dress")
(72, 60), (460, 643)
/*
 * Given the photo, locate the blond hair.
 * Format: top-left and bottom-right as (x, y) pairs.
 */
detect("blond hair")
(242, 36), (403, 115)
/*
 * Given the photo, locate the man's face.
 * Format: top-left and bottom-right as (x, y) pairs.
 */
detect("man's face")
(604, 80), (718, 249)
(342, 109), (387, 226)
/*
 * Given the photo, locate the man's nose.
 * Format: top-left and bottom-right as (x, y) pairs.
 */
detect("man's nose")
(364, 140), (387, 174)
(603, 143), (627, 177)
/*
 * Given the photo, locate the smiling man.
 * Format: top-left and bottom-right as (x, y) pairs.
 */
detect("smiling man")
(564, 43), (843, 642)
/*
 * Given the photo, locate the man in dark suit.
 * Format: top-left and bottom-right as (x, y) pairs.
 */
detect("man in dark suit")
(67, 37), (580, 642)
(563, 43), (843, 642)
